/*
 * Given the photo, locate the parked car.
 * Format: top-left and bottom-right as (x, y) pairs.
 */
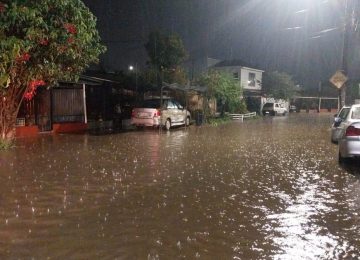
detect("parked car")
(330, 105), (355, 143)
(289, 105), (297, 113)
(131, 97), (191, 130)
(338, 122), (360, 163)
(262, 102), (287, 116)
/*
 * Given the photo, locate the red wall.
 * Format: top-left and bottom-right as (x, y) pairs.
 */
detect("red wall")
(15, 126), (39, 137)
(52, 122), (87, 133)
(15, 122), (87, 138)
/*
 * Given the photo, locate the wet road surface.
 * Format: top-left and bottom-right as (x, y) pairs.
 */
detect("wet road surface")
(1, 113), (360, 259)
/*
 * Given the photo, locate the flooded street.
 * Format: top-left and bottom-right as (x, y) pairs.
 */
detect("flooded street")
(1, 113), (360, 259)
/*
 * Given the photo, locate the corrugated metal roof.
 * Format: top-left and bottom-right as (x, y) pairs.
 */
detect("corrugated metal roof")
(162, 82), (207, 93)
(213, 59), (263, 71)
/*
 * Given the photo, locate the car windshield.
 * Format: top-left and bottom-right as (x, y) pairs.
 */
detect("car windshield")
(338, 107), (350, 120)
(263, 103), (273, 108)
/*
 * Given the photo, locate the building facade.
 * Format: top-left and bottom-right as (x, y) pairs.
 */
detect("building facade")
(210, 59), (264, 113)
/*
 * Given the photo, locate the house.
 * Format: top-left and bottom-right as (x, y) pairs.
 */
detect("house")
(209, 59), (264, 112)
(15, 75), (136, 138)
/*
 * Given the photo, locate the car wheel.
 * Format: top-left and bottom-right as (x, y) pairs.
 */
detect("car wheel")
(185, 116), (190, 126)
(165, 119), (171, 130)
(338, 151), (348, 164)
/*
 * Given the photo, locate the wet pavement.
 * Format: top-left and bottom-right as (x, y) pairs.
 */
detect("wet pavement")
(1, 113), (360, 259)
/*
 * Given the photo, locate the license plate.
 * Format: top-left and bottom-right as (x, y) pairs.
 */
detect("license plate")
(138, 112), (150, 118)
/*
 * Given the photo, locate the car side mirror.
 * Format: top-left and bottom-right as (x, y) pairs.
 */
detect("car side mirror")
(334, 117), (342, 127)
(334, 117), (342, 123)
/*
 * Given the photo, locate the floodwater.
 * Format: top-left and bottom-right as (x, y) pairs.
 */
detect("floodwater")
(1, 114), (360, 259)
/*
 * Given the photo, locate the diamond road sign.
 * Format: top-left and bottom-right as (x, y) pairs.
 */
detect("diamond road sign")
(330, 70), (348, 89)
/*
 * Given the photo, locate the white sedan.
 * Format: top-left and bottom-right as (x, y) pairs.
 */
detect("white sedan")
(338, 122), (360, 163)
(331, 105), (360, 143)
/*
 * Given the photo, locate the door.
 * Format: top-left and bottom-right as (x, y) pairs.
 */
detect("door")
(35, 88), (52, 132)
(174, 100), (186, 123)
(167, 100), (182, 123)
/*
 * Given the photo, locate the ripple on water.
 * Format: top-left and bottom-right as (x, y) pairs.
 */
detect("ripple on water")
(1, 114), (360, 258)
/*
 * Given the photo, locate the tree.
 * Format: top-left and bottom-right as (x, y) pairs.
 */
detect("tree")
(0, 0), (106, 146)
(144, 31), (188, 85)
(262, 71), (297, 100)
(197, 71), (246, 116)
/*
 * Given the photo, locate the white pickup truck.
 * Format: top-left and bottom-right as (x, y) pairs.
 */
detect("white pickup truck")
(262, 102), (287, 116)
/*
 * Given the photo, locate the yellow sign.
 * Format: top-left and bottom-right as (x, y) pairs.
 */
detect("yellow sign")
(330, 70), (348, 89)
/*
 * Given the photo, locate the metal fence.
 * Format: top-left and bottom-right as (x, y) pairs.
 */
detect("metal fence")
(228, 112), (257, 121)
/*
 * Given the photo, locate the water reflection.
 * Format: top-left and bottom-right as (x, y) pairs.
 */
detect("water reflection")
(0, 114), (360, 258)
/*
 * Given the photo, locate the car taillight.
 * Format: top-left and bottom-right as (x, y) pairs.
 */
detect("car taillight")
(345, 126), (360, 136)
(154, 109), (161, 117)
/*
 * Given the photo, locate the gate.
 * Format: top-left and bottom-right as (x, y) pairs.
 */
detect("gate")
(35, 88), (52, 132)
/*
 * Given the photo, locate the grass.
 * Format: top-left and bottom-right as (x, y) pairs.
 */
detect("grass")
(207, 116), (232, 126)
(207, 113), (261, 126)
(0, 139), (14, 150)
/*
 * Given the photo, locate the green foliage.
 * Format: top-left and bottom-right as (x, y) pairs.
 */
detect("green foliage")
(228, 99), (247, 114)
(142, 66), (188, 87)
(197, 70), (244, 116)
(262, 71), (297, 100)
(207, 115), (231, 126)
(0, 0), (106, 142)
(144, 31), (188, 86)
(0, 0), (106, 90)
(144, 31), (188, 71)
(0, 139), (13, 150)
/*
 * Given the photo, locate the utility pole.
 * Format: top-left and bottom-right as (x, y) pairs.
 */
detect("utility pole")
(340, 0), (359, 105)
(340, 0), (350, 107)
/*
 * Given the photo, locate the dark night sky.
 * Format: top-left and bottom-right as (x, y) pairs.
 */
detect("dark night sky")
(83, 0), (360, 88)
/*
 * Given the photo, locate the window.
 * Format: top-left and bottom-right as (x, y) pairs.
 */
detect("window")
(173, 100), (184, 109)
(351, 107), (360, 119)
(339, 107), (350, 119)
(167, 100), (177, 109)
(233, 72), (239, 80)
(248, 72), (256, 87)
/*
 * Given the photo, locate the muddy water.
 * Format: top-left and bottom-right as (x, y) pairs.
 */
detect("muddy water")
(1, 114), (360, 259)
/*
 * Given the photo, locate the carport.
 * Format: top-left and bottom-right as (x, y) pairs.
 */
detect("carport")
(160, 82), (207, 130)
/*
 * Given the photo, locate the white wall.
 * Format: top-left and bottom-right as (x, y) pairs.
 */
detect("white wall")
(213, 66), (263, 91)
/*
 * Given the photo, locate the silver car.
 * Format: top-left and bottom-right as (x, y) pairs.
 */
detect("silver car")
(338, 122), (360, 163)
(131, 97), (191, 130)
(331, 105), (353, 143)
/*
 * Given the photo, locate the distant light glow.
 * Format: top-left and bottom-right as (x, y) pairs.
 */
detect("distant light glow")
(295, 9), (308, 14)
(129, 65), (134, 71)
(318, 27), (338, 34)
(285, 26), (303, 30)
